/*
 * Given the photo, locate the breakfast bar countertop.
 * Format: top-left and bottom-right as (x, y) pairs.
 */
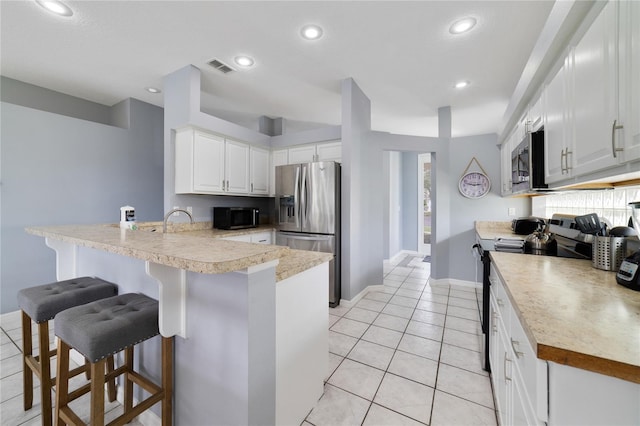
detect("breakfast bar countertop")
(490, 251), (640, 383)
(25, 223), (331, 280)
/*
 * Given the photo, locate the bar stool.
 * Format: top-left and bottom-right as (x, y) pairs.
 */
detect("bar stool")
(17, 277), (118, 426)
(54, 293), (174, 426)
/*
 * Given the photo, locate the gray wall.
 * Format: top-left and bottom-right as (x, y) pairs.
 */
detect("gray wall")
(402, 152), (419, 252)
(340, 79), (384, 300)
(1, 76), (114, 126)
(447, 133), (529, 283)
(377, 130), (530, 284)
(0, 93), (164, 313)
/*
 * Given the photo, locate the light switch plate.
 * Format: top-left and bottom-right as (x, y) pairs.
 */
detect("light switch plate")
(508, 207), (516, 216)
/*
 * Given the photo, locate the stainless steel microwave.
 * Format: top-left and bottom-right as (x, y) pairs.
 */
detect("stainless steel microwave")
(213, 207), (259, 230)
(511, 129), (547, 193)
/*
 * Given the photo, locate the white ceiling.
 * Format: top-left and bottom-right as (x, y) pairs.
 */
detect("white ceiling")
(0, 0), (554, 137)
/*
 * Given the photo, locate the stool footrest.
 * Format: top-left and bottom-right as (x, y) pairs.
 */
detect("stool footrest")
(66, 364), (127, 404)
(59, 405), (85, 426)
(109, 391), (165, 426)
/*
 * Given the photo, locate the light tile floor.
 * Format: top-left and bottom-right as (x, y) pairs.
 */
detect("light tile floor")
(305, 254), (497, 426)
(0, 254), (496, 425)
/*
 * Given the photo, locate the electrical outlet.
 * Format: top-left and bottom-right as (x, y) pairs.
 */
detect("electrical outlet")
(508, 207), (516, 217)
(187, 206), (193, 215)
(173, 206), (179, 216)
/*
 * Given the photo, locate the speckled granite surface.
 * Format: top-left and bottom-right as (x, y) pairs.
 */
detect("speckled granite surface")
(26, 223), (331, 281)
(490, 251), (640, 383)
(475, 221), (519, 240)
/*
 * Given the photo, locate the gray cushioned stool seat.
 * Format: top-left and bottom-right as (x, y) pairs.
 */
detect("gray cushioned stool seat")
(18, 277), (117, 323)
(54, 293), (159, 362)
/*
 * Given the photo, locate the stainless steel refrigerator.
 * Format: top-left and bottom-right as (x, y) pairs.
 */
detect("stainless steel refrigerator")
(275, 161), (341, 306)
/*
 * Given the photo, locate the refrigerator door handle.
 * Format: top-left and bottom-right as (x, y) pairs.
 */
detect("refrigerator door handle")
(294, 166), (300, 229)
(301, 165), (308, 228)
(278, 232), (333, 242)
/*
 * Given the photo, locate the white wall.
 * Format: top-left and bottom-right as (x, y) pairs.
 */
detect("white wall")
(0, 91), (164, 313)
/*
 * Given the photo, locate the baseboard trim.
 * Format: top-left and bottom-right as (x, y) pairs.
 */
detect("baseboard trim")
(339, 284), (385, 308)
(429, 277), (480, 289)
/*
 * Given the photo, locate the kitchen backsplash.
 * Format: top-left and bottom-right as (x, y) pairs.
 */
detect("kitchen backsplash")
(532, 186), (640, 227)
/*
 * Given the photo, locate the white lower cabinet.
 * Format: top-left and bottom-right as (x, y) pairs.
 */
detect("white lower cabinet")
(489, 265), (547, 426)
(222, 231), (273, 245)
(250, 231), (273, 245)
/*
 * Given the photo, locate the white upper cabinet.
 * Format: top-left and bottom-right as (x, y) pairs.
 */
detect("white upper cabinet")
(501, 130), (515, 196)
(286, 141), (342, 164)
(544, 56), (573, 184)
(529, 94), (544, 132)
(570, 1), (619, 177)
(250, 146), (270, 195)
(175, 127), (259, 196)
(316, 141), (342, 162)
(288, 145), (317, 164)
(619, 0), (640, 162)
(545, 1), (640, 184)
(176, 129), (225, 194)
(225, 139), (250, 194)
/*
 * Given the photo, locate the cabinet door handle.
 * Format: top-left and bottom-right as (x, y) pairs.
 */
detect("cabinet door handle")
(612, 119), (624, 158)
(226, 180), (230, 191)
(504, 352), (512, 383)
(560, 149), (566, 174)
(251, 183), (254, 192)
(222, 180), (225, 190)
(511, 338), (524, 358)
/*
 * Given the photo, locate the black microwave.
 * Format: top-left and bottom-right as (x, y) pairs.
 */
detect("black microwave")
(511, 128), (547, 193)
(213, 207), (259, 230)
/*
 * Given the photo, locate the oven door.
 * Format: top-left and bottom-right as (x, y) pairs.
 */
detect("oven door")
(473, 242), (491, 372)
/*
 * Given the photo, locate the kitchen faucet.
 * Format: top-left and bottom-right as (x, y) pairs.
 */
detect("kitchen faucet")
(163, 208), (194, 233)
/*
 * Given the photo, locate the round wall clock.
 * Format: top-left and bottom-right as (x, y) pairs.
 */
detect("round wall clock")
(458, 171), (491, 199)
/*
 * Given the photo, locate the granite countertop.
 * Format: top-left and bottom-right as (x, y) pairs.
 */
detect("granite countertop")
(490, 251), (640, 383)
(475, 221), (521, 240)
(25, 223), (331, 281)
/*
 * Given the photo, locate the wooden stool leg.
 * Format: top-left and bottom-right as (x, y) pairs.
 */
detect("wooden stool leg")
(124, 347), (134, 414)
(90, 359), (106, 426)
(21, 311), (33, 410)
(55, 340), (70, 426)
(106, 355), (116, 402)
(85, 357), (91, 380)
(161, 337), (174, 426)
(38, 322), (52, 426)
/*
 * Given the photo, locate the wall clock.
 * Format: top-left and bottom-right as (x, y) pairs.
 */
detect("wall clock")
(458, 157), (491, 199)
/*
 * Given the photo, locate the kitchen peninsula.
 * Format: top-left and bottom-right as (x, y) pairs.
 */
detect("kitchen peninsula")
(26, 223), (332, 426)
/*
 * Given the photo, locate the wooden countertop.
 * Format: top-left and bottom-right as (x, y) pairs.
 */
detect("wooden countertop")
(490, 251), (640, 383)
(25, 223), (332, 281)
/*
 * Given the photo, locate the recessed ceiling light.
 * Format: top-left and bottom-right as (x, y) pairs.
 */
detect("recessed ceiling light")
(234, 56), (255, 67)
(301, 25), (323, 40)
(145, 87), (161, 94)
(35, 0), (73, 17)
(449, 17), (477, 34)
(455, 81), (470, 89)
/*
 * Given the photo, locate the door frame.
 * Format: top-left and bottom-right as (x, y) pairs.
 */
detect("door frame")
(418, 153), (431, 255)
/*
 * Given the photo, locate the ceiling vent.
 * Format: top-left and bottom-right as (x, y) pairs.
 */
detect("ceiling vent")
(207, 59), (235, 74)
